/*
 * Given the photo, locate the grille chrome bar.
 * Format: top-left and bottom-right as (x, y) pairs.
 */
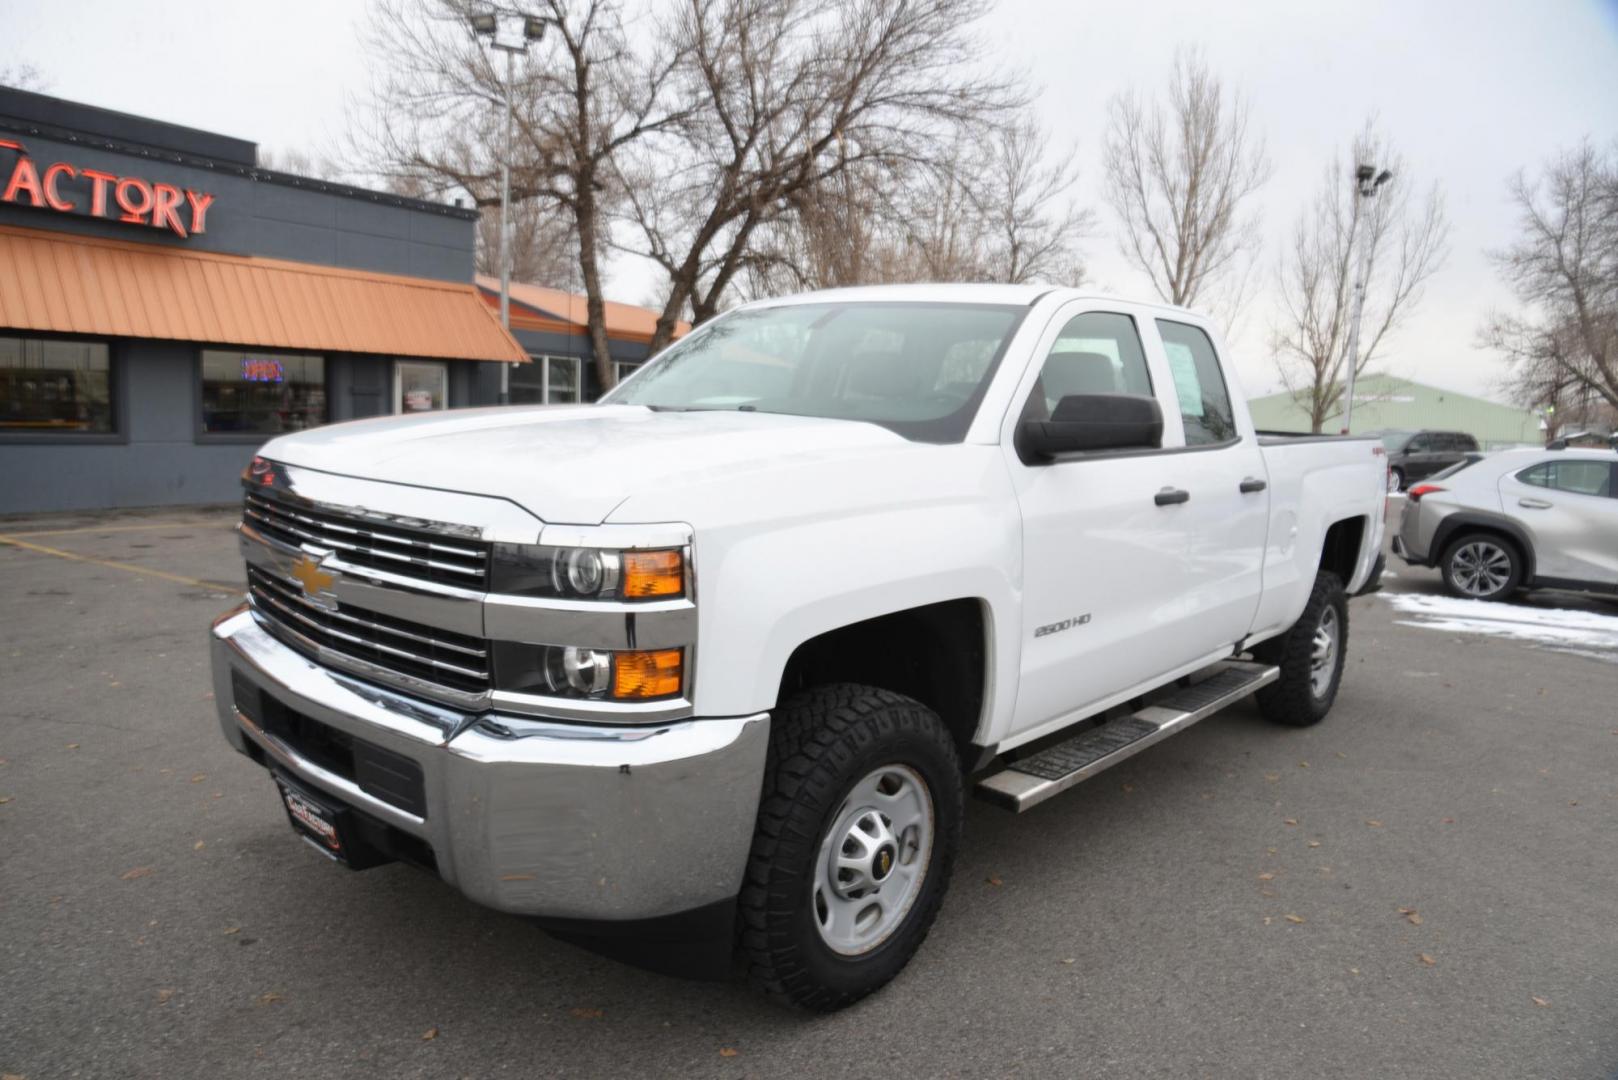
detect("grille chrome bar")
(247, 566), (490, 693)
(243, 489), (490, 587)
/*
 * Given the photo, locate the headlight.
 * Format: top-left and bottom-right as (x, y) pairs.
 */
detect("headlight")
(492, 544), (685, 601)
(498, 643), (685, 701)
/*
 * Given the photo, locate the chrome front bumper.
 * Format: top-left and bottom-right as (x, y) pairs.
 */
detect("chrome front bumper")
(210, 604), (769, 921)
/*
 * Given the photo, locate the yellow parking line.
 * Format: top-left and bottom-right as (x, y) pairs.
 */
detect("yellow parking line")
(0, 534), (239, 592)
(0, 520), (230, 539)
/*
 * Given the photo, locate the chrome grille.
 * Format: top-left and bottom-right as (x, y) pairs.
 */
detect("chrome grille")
(247, 566), (490, 695)
(242, 489), (490, 588)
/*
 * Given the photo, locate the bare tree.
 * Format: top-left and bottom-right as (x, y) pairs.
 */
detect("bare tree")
(1483, 141), (1618, 430)
(742, 116), (1091, 296)
(474, 197), (578, 286)
(1104, 49), (1270, 316)
(0, 64), (48, 92)
(1271, 124), (1449, 432)
(355, 0), (690, 390)
(256, 147), (347, 182)
(617, 0), (1025, 355)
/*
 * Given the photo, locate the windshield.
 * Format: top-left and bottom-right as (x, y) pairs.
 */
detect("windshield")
(602, 301), (1027, 443)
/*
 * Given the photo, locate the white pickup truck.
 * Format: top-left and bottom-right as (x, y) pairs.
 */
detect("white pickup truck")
(210, 284), (1387, 1010)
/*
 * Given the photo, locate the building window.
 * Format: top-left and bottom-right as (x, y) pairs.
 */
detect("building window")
(511, 355), (582, 404)
(200, 350), (326, 435)
(614, 361), (641, 387)
(395, 360), (449, 413)
(0, 336), (115, 435)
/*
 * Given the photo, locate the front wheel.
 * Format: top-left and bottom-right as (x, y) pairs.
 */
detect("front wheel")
(739, 684), (962, 1011)
(1388, 467), (1405, 494)
(1252, 571), (1348, 727)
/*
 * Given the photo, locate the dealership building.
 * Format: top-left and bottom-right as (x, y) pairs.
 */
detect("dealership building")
(0, 88), (672, 515)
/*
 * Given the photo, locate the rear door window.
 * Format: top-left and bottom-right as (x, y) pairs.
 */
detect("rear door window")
(1154, 320), (1237, 446)
(1517, 460), (1615, 497)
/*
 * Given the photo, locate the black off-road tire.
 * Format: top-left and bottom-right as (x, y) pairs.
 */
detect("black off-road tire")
(1252, 571), (1348, 727)
(739, 684), (963, 1012)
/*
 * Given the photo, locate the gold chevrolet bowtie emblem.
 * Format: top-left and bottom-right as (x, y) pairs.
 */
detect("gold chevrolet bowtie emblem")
(291, 555), (335, 599)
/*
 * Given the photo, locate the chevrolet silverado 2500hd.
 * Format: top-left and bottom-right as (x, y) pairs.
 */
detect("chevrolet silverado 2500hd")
(210, 284), (1387, 1010)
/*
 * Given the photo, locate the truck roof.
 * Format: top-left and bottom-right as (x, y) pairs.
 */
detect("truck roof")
(741, 283), (1207, 320)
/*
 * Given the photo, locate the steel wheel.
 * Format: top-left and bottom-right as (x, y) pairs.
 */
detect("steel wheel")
(1309, 605), (1339, 698)
(1449, 540), (1513, 598)
(811, 764), (934, 956)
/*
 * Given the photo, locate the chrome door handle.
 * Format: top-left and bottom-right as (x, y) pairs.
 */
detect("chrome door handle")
(1239, 477), (1267, 493)
(1518, 497), (1552, 509)
(1154, 487), (1191, 506)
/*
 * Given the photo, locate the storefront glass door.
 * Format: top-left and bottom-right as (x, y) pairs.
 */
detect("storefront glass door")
(395, 360), (448, 413)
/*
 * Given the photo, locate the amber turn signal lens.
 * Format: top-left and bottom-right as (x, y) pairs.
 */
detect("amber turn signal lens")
(621, 550), (684, 599)
(612, 648), (683, 699)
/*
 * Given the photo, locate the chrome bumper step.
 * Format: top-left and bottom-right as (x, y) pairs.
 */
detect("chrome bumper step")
(976, 660), (1279, 812)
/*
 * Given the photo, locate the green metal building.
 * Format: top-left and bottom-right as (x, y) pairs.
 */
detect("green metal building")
(1247, 374), (1543, 449)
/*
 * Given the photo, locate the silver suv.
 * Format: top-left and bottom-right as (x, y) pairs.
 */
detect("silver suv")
(1392, 448), (1618, 601)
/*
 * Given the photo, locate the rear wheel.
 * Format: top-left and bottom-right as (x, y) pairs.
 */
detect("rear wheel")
(739, 684), (962, 1011)
(1439, 533), (1522, 601)
(1388, 467), (1405, 494)
(1252, 571), (1347, 727)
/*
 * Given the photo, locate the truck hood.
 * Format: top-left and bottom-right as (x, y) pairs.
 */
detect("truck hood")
(259, 404), (924, 525)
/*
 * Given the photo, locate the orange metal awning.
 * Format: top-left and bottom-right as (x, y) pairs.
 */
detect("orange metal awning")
(0, 224), (529, 363)
(475, 274), (689, 345)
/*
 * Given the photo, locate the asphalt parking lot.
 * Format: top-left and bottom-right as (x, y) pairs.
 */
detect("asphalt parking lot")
(2, 503), (1616, 1079)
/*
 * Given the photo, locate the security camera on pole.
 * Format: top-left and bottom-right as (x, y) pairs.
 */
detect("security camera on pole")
(1340, 164), (1392, 434)
(469, 8), (547, 405)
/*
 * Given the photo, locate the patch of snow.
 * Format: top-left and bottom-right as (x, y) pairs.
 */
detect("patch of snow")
(1382, 591), (1618, 656)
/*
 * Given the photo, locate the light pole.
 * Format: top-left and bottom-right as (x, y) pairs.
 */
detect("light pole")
(1340, 163), (1392, 434)
(469, 9), (547, 405)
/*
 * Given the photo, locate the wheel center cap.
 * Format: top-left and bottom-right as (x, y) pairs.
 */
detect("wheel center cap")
(872, 843), (897, 881)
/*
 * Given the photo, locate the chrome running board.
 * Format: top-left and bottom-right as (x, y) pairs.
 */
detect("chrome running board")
(976, 661), (1279, 813)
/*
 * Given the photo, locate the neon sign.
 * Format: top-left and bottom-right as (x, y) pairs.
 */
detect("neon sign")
(241, 358), (285, 383)
(0, 137), (215, 239)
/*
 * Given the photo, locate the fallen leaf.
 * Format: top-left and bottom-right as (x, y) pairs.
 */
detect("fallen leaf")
(1260, 888), (1277, 898)
(1263, 916), (1274, 925)
(1121, 783), (1134, 793)
(223, 926), (241, 935)
(1406, 911), (1423, 926)
(421, 1027), (439, 1041)
(1569, 800), (1579, 807)
(255, 991), (283, 1006)
(719, 1048), (739, 1058)
(1307, 840), (1321, 848)
(985, 875), (1003, 886)
(1283, 818), (1299, 826)
(1365, 820), (1384, 828)
(1418, 953), (1436, 967)
(1531, 996), (1550, 1008)
(66, 743), (80, 750)
(120, 866), (154, 881)
(1264, 773), (1280, 782)
(1284, 914), (1306, 924)
(1061, 958), (1075, 965)
(1257, 872), (1275, 881)
(1348, 967), (1361, 975)
(569, 1007), (603, 1020)
(0, 795), (11, 804)
(190, 774), (206, 783)
(193, 840), (205, 851)
(156, 988), (176, 1004)
(1298, 761), (1309, 769)
(1266, 847), (1278, 855)
(211, 792), (223, 799)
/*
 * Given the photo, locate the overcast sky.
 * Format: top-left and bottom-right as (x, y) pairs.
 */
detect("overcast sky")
(6, 0), (1617, 401)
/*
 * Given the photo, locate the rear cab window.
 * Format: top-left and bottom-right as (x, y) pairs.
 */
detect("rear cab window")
(1154, 320), (1237, 446)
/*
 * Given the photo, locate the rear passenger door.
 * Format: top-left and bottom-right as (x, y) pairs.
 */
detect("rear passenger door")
(1148, 318), (1270, 650)
(1502, 459), (1618, 586)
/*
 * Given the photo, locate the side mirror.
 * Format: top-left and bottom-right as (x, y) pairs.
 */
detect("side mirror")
(1021, 393), (1163, 459)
